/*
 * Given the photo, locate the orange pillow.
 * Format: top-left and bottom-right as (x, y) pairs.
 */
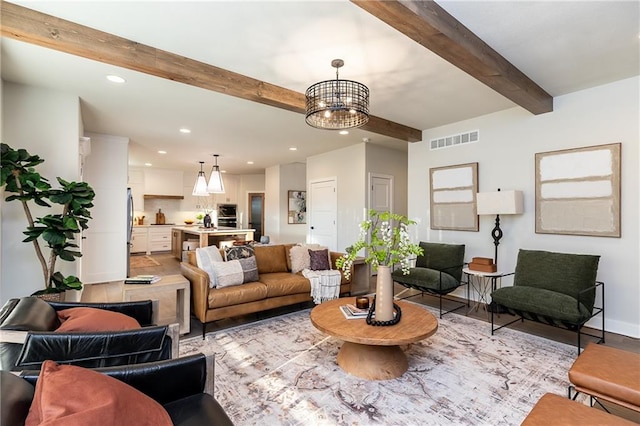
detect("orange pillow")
(56, 307), (141, 332)
(25, 360), (173, 426)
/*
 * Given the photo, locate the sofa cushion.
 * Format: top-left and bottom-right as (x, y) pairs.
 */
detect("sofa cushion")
(259, 273), (311, 297)
(208, 282), (267, 309)
(391, 268), (460, 294)
(254, 245), (288, 274)
(491, 286), (592, 325)
(309, 248), (331, 271)
(25, 360), (172, 426)
(224, 245), (255, 261)
(195, 246), (223, 288)
(212, 260), (244, 288)
(289, 245), (310, 273)
(513, 249), (600, 312)
(416, 242), (465, 282)
(239, 256), (259, 283)
(55, 308), (141, 332)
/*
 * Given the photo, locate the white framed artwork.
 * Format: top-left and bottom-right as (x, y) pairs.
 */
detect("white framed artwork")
(429, 162), (479, 231)
(535, 143), (621, 237)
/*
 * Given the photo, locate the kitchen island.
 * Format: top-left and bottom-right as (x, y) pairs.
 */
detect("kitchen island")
(171, 226), (255, 258)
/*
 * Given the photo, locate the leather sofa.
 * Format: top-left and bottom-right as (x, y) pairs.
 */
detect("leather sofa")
(0, 297), (178, 371)
(180, 243), (352, 336)
(1, 353), (234, 426)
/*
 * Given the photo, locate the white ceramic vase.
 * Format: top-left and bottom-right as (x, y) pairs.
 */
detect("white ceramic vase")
(375, 265), (394, 322)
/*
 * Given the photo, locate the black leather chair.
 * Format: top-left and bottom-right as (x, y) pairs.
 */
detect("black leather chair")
(1, 353), (234, 426)
(0, 297), (177, 371)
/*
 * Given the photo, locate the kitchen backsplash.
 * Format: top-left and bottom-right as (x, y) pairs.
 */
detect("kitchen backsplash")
(134, 198), (207, 225)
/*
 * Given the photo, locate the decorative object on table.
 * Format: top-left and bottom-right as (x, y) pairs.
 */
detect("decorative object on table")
(355, 296), (370, 310)
(535, 142), (621, 237)
(207, 154), (225, 194)
(192, 161), (209, 196)
(287, 190), (306, 224)
(429, 162), (479, 231)
(476, 188), (524, 267)
(124, 275), (161, 284)
(365, 296), (402, 326)
(203, 213), (212, 228)
(155, 208), (166, 225)
(336, 210), (423, 323)
(0, 143), (96, 296)
(468, 257), (497, 273)
(184, 220), (194, 226)
(136, 215), (145, 225)
(304, 58), (369, 130)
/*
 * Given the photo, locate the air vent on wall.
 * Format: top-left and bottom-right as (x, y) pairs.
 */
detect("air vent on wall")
(430, 130), (479, 150)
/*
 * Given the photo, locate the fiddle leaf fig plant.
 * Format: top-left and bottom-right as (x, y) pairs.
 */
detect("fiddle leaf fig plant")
(1, 143), (96, 294)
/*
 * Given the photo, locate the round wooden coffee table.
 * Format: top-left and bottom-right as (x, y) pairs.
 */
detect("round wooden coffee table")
(310, 297), (438, 380)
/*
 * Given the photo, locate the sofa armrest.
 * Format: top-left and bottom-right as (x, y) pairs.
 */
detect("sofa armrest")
(180, 262), (210, 323)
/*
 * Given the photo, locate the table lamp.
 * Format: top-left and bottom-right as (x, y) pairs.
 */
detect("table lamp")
(476, 189), (524, 267)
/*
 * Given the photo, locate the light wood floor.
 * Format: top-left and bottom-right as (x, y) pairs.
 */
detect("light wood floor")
(83, 252), (640, 421)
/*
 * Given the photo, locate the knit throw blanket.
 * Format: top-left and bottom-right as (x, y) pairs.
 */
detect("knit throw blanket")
(303, 269), (342, 304)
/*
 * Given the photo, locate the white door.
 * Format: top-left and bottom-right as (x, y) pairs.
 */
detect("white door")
(309, 178), (337, 250)
(369, 173), (393, 214)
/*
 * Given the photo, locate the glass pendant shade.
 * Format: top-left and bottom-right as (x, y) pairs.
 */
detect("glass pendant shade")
(192, 162), (209, 196)
(207, 155), (225, 194)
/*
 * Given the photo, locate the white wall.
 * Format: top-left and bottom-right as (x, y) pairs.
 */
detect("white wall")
(264, 163), (306, 244)
(409, 77), (640, 337)
(264, 165), (281, 241)
(1, 82), (82, 302)
(366, 144), (409, 216)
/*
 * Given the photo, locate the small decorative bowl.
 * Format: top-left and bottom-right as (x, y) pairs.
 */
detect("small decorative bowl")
(184, 220), (194, 225)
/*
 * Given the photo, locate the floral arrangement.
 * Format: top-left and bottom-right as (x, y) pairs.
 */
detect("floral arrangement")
(336, 210), (423, 279)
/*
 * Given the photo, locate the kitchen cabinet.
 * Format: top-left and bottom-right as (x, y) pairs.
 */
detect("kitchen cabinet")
(209, 174), (238, 205)
(171, 229), (183, 260)
(149, 226), (172, 252)
(131, 227), (148, 254)
(144, 169), (183, 197)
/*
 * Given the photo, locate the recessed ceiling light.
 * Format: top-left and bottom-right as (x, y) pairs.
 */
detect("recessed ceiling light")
(339, 130), (349, 135)
(144, 163), (152, 167)
(106, 75), (125, 83)
(289, 147), (297, 151)
(158, 150), (167, 154)
(247, 161), (254, 165)
(179, 128), (191, 134)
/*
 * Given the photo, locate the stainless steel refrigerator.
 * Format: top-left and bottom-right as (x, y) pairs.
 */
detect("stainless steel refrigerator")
(126, 188), (134, 277)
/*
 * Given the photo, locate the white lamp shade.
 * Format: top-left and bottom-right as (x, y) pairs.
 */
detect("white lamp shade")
(207, 170), (225, 194)
(476, 190), (524, 215)
(192, 173), (209, 196)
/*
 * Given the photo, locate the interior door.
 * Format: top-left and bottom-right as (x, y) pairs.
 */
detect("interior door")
(309, 178), (337, 250)
(247, 192), (264, 241)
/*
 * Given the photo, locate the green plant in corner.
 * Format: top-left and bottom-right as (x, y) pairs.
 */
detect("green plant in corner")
(0, 143), (96, 294)
(336, 210), (423, 280)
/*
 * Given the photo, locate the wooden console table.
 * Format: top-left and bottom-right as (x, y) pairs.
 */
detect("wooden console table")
(122, 274), (190, 335)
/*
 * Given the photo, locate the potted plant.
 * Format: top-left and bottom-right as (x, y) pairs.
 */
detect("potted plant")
(336, 210), (423, 323)
(1, 143), (96, 297)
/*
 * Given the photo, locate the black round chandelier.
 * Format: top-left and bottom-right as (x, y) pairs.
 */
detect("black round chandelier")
(305, 59), (370, 130)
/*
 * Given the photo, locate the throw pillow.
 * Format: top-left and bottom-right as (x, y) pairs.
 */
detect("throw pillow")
(253, 245), (288, 274)
(196, 246), (224, 288)
(309, 248), (331, 271)
(224, 245), (255, 261)
(289, 245), (311, 273)
(25, 360), (172, 426)
(213, 260), (244, 288)
(239, 256), (259, 283)
(55, 308), (141, 332)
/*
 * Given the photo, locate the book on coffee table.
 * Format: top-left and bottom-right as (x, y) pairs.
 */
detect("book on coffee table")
(339, 305), (368, 320)
(124, 275), (161, 284)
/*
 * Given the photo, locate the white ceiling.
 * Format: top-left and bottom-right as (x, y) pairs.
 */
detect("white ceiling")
(2, 1), (638, 175)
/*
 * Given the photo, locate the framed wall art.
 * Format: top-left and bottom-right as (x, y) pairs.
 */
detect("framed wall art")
(429, 162), (479, 231)
(535, 142), (621, 237)
(288, 190), (306, 224)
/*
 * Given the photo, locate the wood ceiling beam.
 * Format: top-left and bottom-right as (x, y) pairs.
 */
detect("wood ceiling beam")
(0, 2), (422, 142)
(351, 0), (553, 115)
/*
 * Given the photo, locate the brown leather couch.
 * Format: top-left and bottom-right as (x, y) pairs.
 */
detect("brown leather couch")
(180, 244), (351, 336)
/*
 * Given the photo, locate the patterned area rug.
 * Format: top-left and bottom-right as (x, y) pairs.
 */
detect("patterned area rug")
(180, 305), (577, 425)
(129, 255), (160, 268)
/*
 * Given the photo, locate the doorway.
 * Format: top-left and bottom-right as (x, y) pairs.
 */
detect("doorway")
(248, 192), (264, 242)
(309, 178), (337, 250)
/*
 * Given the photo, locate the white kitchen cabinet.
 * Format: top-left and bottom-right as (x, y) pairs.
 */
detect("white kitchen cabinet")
(144, 169), (183, 196)
(214, 174), (238, 204)
(148, 226), (172, 252)
(131, 227), (148, 254)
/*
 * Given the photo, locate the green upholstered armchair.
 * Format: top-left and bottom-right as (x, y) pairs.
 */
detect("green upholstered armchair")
(391, 242), (468, 318)
(490, 249), (604, 354)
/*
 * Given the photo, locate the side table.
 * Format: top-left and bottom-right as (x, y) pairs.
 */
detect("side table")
(122, 274), (190, 334)
(463, 267), (505, 317)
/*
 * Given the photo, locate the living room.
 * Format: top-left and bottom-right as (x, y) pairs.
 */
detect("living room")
(1, 1), (639, 424)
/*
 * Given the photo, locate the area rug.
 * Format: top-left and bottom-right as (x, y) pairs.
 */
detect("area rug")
(179, 305), (577, 425)
(129, 255), (160, 268)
